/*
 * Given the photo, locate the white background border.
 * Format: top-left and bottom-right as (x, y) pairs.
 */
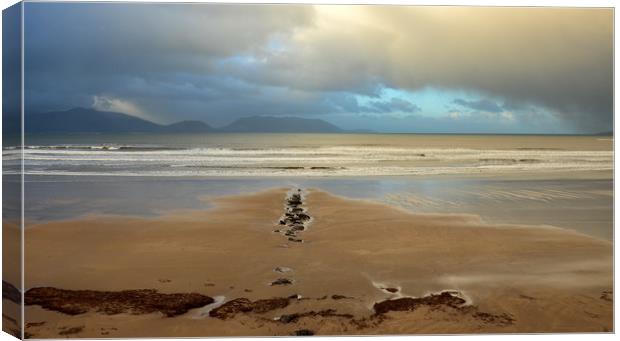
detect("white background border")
(0, 0), (616, 340)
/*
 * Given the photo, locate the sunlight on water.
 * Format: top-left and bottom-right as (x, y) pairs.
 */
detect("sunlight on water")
(5, 134), (613, 177)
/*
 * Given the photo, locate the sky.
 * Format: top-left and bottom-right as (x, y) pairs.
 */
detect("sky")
(22, 3), (613, 134)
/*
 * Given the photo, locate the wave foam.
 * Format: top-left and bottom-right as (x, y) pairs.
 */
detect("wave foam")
(14, 144), (612, 177)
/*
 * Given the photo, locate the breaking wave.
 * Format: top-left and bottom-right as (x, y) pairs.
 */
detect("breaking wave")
(3, 144), (612, 177)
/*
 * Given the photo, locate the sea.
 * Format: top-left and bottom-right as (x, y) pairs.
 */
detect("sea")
(4, 133), (612, 177)
(2, 133), (613, 239)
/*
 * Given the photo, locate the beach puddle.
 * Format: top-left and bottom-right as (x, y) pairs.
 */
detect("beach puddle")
(371, 281), (404, 297)
(274, 266), (293, 273)
(190, 295), (227, 319)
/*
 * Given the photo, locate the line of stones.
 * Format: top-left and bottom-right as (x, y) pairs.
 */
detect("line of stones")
(273, 189), (311, 243)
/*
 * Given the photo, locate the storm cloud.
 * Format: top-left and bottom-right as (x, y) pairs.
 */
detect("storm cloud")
(452, 99), (504, 113)
(24, 3), (612, 133)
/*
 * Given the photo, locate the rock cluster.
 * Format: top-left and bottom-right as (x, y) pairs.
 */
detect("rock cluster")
(372, 290), (515, 326)
(373, 291), (466, 315)
(2, 280), (21, 304)
(275, 189), (311, 243)
(25, 287), (214, 317)
(209, 297), (290, 319)
(277, 309), (354, 324)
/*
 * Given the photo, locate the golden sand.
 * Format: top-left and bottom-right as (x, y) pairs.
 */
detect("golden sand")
(22, 188), (612, 337)
(2, 222), (22, 338)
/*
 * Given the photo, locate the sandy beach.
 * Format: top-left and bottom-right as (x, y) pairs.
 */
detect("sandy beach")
(5, 2), (615, 338)
(22, 187), (612, 337)
(2, 222), (21, 338)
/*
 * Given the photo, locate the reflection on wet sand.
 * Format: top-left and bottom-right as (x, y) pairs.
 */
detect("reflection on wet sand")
(23, 188), (612, 337)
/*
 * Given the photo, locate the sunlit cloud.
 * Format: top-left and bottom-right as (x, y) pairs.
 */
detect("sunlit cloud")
(23, 3), (612, 133)
(92, 95), (152, 122)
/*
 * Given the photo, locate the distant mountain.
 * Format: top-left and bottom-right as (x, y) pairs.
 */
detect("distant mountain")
(162, 120), (213, 133)
(221, 116), (344, 133)
(24, 109), (355, 134)
(25, 108), (214, 133)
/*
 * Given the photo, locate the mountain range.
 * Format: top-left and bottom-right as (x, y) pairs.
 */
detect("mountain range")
(23, 108), (348, 134)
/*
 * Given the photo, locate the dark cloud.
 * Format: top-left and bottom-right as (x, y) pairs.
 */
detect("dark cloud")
(452, 98), (503, 113)
(24, 2), (317, 124)
(22, 3), (613, 133)
(364, 98), (421, 114)
(2, 2), (21, 138)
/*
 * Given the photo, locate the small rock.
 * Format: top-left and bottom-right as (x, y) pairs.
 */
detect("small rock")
(58, 326), (84, 336)
(270, 278), (293, 286)
(279, 313), (300, 323)
(294, 329), (315, 336)
(600, 290), (613, 302)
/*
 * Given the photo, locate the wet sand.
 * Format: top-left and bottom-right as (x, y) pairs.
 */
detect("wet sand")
(2, 222), (22, 338)
(23, 188), (612, 337)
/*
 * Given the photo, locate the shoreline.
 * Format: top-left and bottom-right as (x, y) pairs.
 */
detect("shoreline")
(18, 169), (614, 180)
(305, 188), (612, 243)
(22, 187), (613, 337)
(23, 177), (613, 241)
